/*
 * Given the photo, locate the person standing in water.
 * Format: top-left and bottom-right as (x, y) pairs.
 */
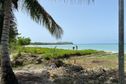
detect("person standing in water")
(76, 45), (78, 50)
(73, 46), (75, 50)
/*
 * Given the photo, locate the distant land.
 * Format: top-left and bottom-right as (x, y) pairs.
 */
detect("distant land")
(30, 42), (73, 45)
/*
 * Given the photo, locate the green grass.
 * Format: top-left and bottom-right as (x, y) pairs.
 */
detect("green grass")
(64, 54), (126, 70)
(64, 54), (119, 69)
(18, 47), (101, 59)
(11, 46), (126, 70)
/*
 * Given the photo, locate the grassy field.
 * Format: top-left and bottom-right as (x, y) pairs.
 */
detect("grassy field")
(10, 47), (125, 84)
(15, 47), (100, 59)
(11, 47), (126, 71)
(64, 54), (126, 71)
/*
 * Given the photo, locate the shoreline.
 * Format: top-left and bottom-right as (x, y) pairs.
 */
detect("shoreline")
(26, 44), (119, 53)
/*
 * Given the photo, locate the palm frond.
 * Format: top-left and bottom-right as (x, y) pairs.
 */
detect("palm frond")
(0, 0), (18, 9)
(23, 0), (63, 39)
(9, 9), (18, 42)
(12, 0), (18, 9)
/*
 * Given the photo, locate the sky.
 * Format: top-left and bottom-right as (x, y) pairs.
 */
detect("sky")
(14, 0), (126, 44)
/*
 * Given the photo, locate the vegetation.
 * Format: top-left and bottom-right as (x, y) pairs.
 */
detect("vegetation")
(10, 46), (126, 70)
(9, 47), (124, 84)
(14, 47), (100, 60)
(0, 0), (63, 83)
(65, 54), (119, 69)
(30, 42), (73, 45)
(17, 37), (31, 45)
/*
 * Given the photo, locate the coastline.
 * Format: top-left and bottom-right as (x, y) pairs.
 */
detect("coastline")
(26, 44), (119, 53)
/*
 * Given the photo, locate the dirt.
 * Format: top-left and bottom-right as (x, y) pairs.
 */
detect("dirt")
(14, 64), (123, 84)
(7, 53), (125, 84)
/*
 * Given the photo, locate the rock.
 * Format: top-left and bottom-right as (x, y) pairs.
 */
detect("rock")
(49, 59), (64, 68)
(50, 63), (57, 69)
(12, 54), (43, 66)
(35, 57), (43, 64)
(88, 80), (95, 84)
(41, 70), (50, 79)
(73, 78), (85, 84)
(111, 78), (118, 83)
(16, 71), (53, 84)
(65, 64), (83, 72)
(12, 59), (23, 66)
(53, 77), (74, 84)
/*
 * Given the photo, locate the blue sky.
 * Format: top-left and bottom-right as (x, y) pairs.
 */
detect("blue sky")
(14, 0), (126, 44)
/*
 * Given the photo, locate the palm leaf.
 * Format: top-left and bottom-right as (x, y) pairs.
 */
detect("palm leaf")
(23, 0), (63, 39)
(0, 0), (18, 9)
(12, 0), (18, 9)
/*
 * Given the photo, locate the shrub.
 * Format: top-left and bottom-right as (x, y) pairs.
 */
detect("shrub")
(17, 37), (31, 45)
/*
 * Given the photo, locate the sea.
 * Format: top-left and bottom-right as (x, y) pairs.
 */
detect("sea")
(27, 43), (126, 53)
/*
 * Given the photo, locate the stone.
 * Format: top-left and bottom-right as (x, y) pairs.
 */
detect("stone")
(49, 59), (64, 68)
(41, 70), (50, 79)
(54, 77), (74, 84)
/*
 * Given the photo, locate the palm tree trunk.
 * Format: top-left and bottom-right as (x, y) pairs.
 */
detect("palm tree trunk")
(1, 0), (18, 84)
(118, 0), (125, 84)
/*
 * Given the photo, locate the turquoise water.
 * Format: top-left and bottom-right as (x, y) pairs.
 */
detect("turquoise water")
(28, 43), (122, 52)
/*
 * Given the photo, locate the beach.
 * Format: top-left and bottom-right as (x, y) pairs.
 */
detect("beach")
(27, 43), (121, 53)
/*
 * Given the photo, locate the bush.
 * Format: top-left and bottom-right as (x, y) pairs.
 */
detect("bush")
(17, 37), (31, 45)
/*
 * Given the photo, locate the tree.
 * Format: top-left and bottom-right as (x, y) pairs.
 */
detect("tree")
(0, 5), (18, 43)
(1, 0), (19, 84)
(118, 0), (125, 84)
(17, 37), (31, 45)
(0, 0), (63, 84)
